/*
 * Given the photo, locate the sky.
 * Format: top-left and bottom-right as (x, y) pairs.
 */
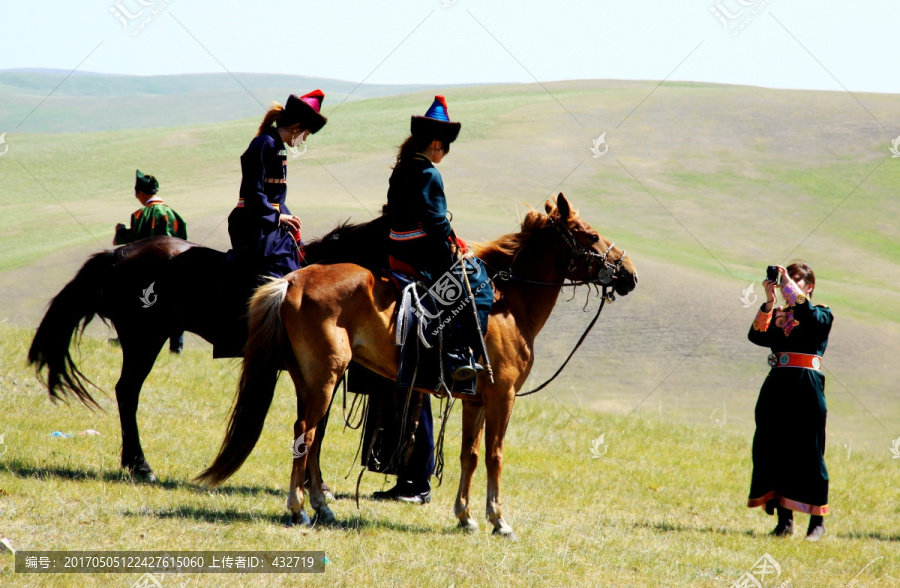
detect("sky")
(0, 0), (897, 94)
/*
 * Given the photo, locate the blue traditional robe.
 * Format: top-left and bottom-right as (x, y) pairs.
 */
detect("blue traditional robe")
(386, 154), (493, 336)
(228, 127), (300, 278)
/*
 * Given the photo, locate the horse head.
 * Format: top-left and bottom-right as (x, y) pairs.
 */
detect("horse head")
(544, 193), (637, 297)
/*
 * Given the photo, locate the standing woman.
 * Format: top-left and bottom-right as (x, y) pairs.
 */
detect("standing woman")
(747, 261), (833, 540)
(228, 90), (327, 278)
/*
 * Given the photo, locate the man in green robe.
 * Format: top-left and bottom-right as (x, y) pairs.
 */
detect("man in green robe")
(114, 170), (187, 245)
(113, 170), (188, 353)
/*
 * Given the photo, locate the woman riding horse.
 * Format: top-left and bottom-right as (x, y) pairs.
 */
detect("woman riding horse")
(386, 95), (493, 380)
(228, 90), (327, 278)
(197, 194), (637, 536)
(370, 96), (494, 503)
(215, 90), (328, 358)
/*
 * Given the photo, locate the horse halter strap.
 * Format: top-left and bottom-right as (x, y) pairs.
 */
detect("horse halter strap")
(552, 216), (625, 287)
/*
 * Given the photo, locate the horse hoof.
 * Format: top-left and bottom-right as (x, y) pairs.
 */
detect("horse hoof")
(289, 511), (312, 527)
(127, 465), (156, 483)
(457, 519), (479, 533)
(312, 507), (337, 527)
(492, 527), (517, 541)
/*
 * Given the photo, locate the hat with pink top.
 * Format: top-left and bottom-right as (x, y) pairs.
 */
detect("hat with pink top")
(282, 89), (327, 133)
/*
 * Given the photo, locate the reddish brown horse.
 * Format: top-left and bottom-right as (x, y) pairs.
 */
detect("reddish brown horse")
(197, 194), (638, 537)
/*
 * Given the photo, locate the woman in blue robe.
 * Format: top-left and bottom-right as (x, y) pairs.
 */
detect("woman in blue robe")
(228, 90), (327, 278)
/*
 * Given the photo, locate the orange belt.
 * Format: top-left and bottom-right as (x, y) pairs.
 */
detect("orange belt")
(235, 198), (281, 211)
(768, 352), (822, 371)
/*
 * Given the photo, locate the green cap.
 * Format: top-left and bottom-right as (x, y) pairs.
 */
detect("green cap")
(135, 169), (159, 195)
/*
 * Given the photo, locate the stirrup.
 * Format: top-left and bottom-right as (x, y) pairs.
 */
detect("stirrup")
(450, 360), (483, 382)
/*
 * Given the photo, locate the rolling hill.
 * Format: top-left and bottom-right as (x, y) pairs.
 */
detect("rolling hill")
(1, 75), (898, 450)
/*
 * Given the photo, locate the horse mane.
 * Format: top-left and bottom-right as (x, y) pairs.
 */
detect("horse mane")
(473, 206), (569, 270)
(303, 211), (390, 269)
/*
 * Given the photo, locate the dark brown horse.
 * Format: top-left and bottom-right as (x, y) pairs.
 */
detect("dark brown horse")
(197, 194), (638, 537)
(27, 216), (390, 481)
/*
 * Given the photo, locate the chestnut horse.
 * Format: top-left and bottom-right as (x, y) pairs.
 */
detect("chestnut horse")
(197, 194), (638, 537)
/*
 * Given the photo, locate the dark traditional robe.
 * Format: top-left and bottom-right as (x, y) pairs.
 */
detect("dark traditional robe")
(747, 282), (833, 515)
(386, 154), (493, 337)
(227, 127), (300, 278)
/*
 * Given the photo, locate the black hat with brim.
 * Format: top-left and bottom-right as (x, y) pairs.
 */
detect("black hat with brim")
(410, 95), (461, 144)
(411, 116), (461, 145)
(282, 90), (328, 134)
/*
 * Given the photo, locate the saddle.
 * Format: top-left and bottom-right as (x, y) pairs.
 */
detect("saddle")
(387, 270), (478, 397)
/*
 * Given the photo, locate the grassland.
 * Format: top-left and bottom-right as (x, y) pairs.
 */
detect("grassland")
(1, 77), (899, 586)
(0, 325), (898, 587)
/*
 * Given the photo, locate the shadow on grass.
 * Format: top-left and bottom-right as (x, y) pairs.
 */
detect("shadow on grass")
(124, 506), (444, 534)
(0, 459), (282, 497)
(125, 506), (287, 526)
(837, 531), (900, 542)
(633, 520), (761, 538)
(634, 520), (900, 542)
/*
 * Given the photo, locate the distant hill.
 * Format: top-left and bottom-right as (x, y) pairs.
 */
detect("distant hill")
(0, 70), (474, 133)
(1, 78), (898, 450)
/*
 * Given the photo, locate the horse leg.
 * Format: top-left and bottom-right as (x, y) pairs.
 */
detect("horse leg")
(304, 399), (335, 500)
(305, 418), (335, 525)
(285, 366), (341, 527)
(116, 331), (166, 481)
(286, 418), (312, 527)
(483, 389), (516, 539)
(454, 400), (486, 532)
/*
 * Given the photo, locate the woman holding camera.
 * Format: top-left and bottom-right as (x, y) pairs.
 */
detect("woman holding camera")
(746, 261), (833, 540)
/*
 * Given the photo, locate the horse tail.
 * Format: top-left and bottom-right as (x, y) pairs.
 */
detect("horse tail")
(197, 277), (291, 486)
(27, 251), (116, 409)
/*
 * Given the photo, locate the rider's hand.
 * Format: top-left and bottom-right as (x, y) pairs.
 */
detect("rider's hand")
(115, 223), (126, 233)
(450, 236), (468, 255)
(280, 215), (301, 232)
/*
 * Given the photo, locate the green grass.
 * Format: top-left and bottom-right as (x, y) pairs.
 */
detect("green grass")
(0, 325), (897, 587)
(2, 77), (900, 586)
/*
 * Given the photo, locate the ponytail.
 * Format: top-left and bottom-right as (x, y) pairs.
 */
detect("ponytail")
(257, 103), (284, 136)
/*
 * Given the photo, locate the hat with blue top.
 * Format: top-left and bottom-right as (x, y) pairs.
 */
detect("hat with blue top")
(411, 95), (461, 144)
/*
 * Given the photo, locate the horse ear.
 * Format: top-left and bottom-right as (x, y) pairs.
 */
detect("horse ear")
(557, 193), (571, 220)
(544, 198), (555, 214)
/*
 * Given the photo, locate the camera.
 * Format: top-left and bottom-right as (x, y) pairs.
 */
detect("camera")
(766, 266), (779, 282)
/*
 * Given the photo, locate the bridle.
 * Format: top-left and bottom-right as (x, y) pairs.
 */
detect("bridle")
(499, 215), (632, 397)
(552, 216), (626, 290)
(488, 215), (628, 304)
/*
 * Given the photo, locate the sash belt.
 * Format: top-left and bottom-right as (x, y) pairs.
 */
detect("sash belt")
(768, 352), (822, 371)
(390, 229), (427, 241)
(235, 198), (281, 211)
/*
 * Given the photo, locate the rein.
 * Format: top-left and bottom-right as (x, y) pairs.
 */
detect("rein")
(484, 216), (625, 397)
(515, 287), (608, 397)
